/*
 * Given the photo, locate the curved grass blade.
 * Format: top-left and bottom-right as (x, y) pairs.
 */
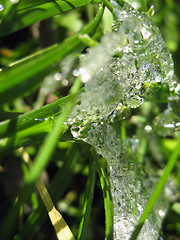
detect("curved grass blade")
(0, 0), (13, 25)
(0, 0), (101, 37)
(0, 74), (81, 240)
(77, 161), (96, 240)
(130, 136), (180, 240)
(0, 94), (71, 139)
(25, 75), (82, 185)
(92, 149), (113, 240)
(0, 95), (72, 154)
(0, 5), (104, 106)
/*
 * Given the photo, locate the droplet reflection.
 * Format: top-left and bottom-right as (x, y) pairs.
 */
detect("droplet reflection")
(0, 4), (4, 11)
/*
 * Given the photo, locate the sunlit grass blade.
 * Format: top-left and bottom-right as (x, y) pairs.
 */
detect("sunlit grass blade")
(130, 136), (180, 240)
(77, 161), (96, 240)
(15, 144), (80, 240)
(21, 149), (75, 240)
(0, 0), (101, 37)
(92, 149), (113, 240)
(36, 179), (75, 240)
(0, 5), (104, 106)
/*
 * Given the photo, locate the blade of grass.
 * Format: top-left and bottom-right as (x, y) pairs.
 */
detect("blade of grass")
(92, 149), (113, 240)
(0, 5), (104, 106)
(0, 95), (70, 139)
(15, 143), (80, 240)
(130, 136), (180, 240)
(0, 0), (13, 25)
(77, 161), (96, 240)
(0, 0), (101, 37)
(36, 179), (75, 240)
(0, 95), (73, 154)
(25, 76), (82, 185)
(102, 0), (119, 20)
(0, 75), (82, 240)
(21, 149), (75, 240)
(0, 6), (104, 238)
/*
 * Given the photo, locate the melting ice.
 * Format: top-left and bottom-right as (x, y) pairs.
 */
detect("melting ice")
(69, 2), (173, 127)
(68, 1), (175, 239)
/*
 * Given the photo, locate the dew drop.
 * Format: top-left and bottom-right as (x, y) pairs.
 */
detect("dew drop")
(54, 72), (62, 81)
(73, 69), (79, 77)
(10, 0), (19, 4)
(145, 125), (152, 133)
(0, 4), (4, 11)
(62, 79), (68, 86)
(35, 118), (43, 122)
(67, 1), (175, 239)
(79, 68), (91, 82)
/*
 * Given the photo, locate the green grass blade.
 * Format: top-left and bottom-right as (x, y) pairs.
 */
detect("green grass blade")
(0, 95), (71, 153)
(77, 161), (96, 240)
(0, 0), (13, 24)
(0, 94), (74, 138)
(92, 149), (113, 240)
(0, 5), (104, 106)
(130, 137), (180, 240)
(24, 76), (82, 185)
(0, 0), (101, 37)
(0, 75), (82, 240)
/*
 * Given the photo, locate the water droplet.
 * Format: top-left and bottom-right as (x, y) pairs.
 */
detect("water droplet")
(54, 72), (62, 81)
(141, 26), (152, 39)
(0, 4), (4, 11)
(148, 5), (155, 17)
(35, 118), (43, 122)
(158, 209), (165, 217)
(10, 0), (19, 4)
(153, 106), (180, 137)
(145, 125), (152, 133)
(73, 69), (79, 77)
(79, 68), (91, 82)
(62, 79), (68, 86)
(69, 0), (173, 130)
(67, 1), (175, 238)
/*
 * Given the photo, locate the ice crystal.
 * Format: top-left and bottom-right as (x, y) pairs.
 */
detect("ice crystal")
(76, 123), (173, 240)
(153, 104), (180, 137)
(68, 2), (173, 135)
(68, 1), (175, 239)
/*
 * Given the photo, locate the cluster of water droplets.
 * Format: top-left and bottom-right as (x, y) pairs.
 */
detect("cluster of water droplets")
(153, 99), (180, 137)
(68, 2), (174, 135)
(0, 0), (19, 12)
(84, 123), (175, 239)
(67, 1), (176, 239)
